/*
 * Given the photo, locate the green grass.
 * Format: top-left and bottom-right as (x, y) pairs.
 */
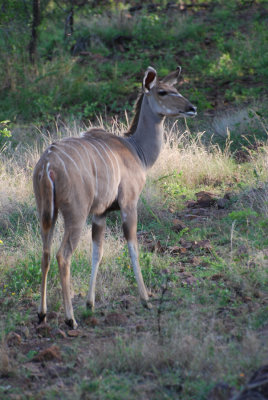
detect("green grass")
(0, 0), (267, 128)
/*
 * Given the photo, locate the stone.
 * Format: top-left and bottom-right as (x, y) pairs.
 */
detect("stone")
(6, 332), (21, 347)
(104, 313), (128, 326)
(33, 345), (62, 362)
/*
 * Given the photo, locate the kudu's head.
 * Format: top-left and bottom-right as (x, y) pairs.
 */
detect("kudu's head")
(143, 66), (197, 118)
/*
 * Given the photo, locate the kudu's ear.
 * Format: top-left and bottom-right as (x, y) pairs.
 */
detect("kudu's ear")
(161, 66), (181, 86)
(143, 66), (157, 93)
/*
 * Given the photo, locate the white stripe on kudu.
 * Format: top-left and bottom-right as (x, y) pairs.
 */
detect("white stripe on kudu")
(46, 162), (54, 219)
(60, 141), (91, 181)
(53, 151), (69, 177)
(70, 139), (99, 195)
(97, 139), (120, 185)
(50, 144), (85, 183)
(90, 138), (118, 194)
(84, 140), (110, 199)
(34, 66), (197, 330)
(62, 139), (97, 188)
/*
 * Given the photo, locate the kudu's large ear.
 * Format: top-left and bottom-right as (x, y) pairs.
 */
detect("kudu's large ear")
(143, 66), (157, 93)
(161, 66), (181, 86)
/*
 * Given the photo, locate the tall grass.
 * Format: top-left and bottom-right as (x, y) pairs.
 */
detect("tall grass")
(1, 117), (267, 269)
(149, 128), (236, 187)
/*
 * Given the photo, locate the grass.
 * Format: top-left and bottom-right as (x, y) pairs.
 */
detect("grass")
(0, 114), (267, 399)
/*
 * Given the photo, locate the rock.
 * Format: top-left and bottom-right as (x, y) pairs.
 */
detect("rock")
(84, 316), (99, 327)
(67, 330), (81, 337)
(33, 345), (62, 362)
(105, 313), (128, 326)
(186, 200), (198, 208)
(18, 326), (30, 339)
(189, 256), (201, 266)
(51, 328), (67, 339)
(235, 149), (250, 163)
(171, 219), (186, 232)
(6, 332), (21, 347)
(217, 198), (229, 209)
(120, 299), (131, 310)
(168, 245), (181, 255)
(143, 239), (165, 253)
(210, 273), (224, 281)
(179, 239), (193, 249)
(181, 274), (197, 286)
(193, 239), (212, 250)
(195, 191), (218, 207)
(36, 322), (51, 337)
(224, 192), (232, 200)
(47, 311), (59, 320)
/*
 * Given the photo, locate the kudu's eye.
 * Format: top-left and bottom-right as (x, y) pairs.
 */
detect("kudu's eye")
(158, 90), (167, 96)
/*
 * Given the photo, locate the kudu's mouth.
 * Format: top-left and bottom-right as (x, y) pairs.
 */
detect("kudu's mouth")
(184, 110), (197, 117)
(180, 105), (197, 118)
(169, 109), (197, 118)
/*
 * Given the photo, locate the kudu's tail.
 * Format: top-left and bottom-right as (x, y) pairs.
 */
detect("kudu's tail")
(40, 163), (55, 232)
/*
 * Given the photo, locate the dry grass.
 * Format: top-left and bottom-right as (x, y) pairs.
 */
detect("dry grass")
(89, 315), (267, 381)
(1, 119), (267, 261)
(148, 127), (237, 188)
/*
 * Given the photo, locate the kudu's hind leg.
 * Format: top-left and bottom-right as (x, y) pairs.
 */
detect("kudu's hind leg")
(86, 215), (106, 311)
(38, 211), (58, 324)
(121, 207), (151, 309)
(57, 214), (86, 329)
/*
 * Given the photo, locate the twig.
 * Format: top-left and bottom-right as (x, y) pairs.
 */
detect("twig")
(230, 377), (268, 400)
(140, 195), (162, 226)
(157, 273), (169, 345)
(230, 220), (236, 260)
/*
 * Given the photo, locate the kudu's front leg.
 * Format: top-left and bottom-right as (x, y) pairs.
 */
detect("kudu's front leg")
(86, 215), (106, 311)
(121, 207), (151, 309)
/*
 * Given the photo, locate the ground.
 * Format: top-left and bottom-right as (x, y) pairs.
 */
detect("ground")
(1, 194), (267, 400)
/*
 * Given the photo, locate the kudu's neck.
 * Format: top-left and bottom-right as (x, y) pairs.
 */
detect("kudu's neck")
(127, 94), (164, 169)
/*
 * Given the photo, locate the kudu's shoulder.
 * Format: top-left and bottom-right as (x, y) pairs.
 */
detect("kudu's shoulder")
(82, 129), (145, 172)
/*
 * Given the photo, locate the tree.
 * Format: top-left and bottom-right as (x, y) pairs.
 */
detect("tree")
(29, 0), (41, 64)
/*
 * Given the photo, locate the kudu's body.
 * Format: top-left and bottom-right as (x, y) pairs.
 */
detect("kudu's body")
(33, 67), (196, 329)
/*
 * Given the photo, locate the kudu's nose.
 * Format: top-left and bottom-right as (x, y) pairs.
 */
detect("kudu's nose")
(188, 105), (197, 113)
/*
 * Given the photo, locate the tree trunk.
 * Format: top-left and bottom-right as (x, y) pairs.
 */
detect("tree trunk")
(29, 0), (40, 64)
(64, 2), (74, 39)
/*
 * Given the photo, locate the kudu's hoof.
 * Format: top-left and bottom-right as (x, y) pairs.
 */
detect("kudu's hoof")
(38, 312), (47, 324)
(141, 299), (152, 310)
(65, 318), (78, 330)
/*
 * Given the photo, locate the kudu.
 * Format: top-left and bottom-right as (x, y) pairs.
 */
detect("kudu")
(33, 66), (196, 329)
